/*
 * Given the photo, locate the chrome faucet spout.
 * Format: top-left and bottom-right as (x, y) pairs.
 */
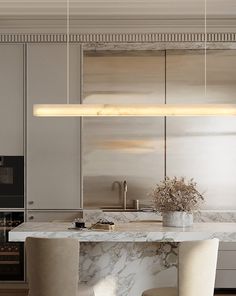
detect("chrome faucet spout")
(123, 180), (127, 192)
(123, 180), (127, 210)
(111, 181), (122, 202)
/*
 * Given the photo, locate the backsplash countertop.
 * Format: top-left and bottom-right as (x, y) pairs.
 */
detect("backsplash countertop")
(82, 209), (236, 224)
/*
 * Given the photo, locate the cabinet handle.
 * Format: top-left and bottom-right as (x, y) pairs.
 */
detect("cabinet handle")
(28, 216), (34, 220)
(28, 201), (34, 205)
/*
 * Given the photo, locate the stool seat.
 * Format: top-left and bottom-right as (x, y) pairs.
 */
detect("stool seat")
(142, 287), (176, 296)
(78, 283), (94, 296)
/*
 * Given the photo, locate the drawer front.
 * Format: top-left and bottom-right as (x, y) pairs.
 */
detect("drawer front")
(27, 211), (82, 222)
(217, 251), (236, 270)
(219, 242), (236, 251)
(215, 270), (236, 288)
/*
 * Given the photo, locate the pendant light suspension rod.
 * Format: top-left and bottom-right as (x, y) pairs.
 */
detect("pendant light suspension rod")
(66, 0), (70, 104)
(204, 0), (207, 98)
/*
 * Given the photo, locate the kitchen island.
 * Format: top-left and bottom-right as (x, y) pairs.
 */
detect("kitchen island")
(9, 220), (236, 296)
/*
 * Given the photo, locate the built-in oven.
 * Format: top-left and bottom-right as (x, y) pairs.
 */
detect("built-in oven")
(0, 212), (24, 281)
(0, 156), (24, 208)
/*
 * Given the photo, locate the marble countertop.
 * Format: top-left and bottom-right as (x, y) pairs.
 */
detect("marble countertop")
(9, 221), (236, 242)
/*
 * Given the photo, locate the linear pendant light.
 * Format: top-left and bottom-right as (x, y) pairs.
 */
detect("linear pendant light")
(33, 0), (235, 117)
(33, 104), (236, 117)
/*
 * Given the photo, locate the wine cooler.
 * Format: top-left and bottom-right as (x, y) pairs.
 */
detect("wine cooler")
(0, 212), (24, 281)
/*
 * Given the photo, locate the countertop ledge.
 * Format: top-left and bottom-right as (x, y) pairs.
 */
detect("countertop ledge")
(9, 222), (236, 242)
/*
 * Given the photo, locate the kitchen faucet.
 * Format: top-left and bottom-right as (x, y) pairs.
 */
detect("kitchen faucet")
(111, 180), (128, 210)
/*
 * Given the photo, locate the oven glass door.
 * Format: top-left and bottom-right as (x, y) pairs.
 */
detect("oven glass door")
(0, 156), (24, 208)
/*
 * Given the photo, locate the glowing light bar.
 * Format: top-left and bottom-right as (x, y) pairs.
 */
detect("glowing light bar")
(33, 104), (236, 117)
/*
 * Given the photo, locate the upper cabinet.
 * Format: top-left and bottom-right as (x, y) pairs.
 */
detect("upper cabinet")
(83, 51), (165, 208)
(166, 50), (236, 210)
(0, 45), (24, 155)
(27, 44), (82, 210)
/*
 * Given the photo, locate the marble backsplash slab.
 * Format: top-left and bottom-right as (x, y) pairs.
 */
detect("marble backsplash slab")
(196, 210), (236, 222)
(82, 210), (161, 224)
(82, 209), (236, 224)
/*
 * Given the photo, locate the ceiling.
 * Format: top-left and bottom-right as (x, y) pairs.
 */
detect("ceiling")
(0, 0), (235, 17)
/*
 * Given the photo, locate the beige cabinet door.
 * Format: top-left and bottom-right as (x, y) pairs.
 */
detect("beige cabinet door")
(166, 50), (236, 210)
(27, 211), (82, 222)
(0, 44), (23, 155)
(215, 270), (236, 288)
(27, 44), (82, 210)
(83, 51), (165, 209)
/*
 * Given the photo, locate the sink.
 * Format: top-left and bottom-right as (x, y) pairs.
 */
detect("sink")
(102, 207), (156, 213)
(129, 220), (162, 223)
(102, 208), (141, 212)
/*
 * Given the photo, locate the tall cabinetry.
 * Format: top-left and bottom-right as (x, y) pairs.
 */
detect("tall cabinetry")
(166, 49), (236, 210)
(0, 45), (24, 156)
(27, 44), (82, 220)
(0, 43), (82, 284)
(0, 44), (25, 282)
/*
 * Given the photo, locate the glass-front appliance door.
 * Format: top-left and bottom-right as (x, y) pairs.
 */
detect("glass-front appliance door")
(0, 212), (24, 281)
(0, 156), (24, 208)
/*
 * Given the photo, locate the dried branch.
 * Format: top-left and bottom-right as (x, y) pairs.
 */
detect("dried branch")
(151, 177), (204, 213)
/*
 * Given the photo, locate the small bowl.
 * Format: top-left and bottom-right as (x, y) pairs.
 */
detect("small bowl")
(75, 221), (85, 228)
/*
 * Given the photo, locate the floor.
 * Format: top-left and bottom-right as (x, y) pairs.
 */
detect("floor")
(0, 290), (28, 296)
(0, 291), (234, 296)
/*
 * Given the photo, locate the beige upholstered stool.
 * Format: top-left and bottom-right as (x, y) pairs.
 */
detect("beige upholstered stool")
(142, 287), (176, 296)
(26, 237), (94, 296)
(142, 239), (219, 296)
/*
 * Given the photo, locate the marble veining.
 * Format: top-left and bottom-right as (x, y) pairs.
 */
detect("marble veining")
(79, 242), (177, 296)
(156, 243), (178, 268)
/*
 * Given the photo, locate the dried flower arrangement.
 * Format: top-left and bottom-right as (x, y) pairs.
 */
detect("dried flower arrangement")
(152, 177), (204, 213)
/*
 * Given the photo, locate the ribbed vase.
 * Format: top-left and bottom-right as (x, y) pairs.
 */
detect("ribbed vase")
(162, 211), (193, 227)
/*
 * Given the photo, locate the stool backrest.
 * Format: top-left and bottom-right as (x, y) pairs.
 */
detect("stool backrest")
(179, 239), (219, 296)
(26, 237), (79, 296)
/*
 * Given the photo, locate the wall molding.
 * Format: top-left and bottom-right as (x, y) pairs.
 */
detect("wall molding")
(1, 33), (236, 44)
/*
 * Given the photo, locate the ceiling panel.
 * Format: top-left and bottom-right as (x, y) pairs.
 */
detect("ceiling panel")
(0, 0), (235, 17)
